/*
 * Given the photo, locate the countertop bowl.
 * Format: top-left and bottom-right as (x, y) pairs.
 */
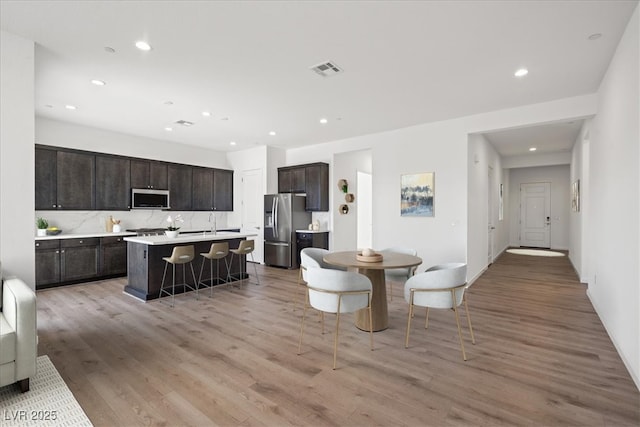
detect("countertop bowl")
(46, 229), (62, 235)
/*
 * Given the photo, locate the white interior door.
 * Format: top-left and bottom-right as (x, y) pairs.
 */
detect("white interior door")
(242, 169), (263, 263)
(520, 182), (551, 248)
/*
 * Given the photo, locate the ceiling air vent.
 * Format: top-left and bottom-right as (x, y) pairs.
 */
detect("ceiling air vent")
(310, 61), (342, 77)
(175, 120), (194, 127)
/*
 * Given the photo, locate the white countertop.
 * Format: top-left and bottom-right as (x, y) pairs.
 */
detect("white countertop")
(35, 231), (136, 241)
(124, 231), (257, 246)
(295, 229), (329, 233)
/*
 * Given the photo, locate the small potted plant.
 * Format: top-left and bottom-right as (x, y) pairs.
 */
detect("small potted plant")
(165, 214), (183, 238)
(36, 217), (48, 237)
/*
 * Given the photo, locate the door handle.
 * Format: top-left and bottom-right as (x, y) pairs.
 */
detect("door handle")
(274, 198), (279, 239)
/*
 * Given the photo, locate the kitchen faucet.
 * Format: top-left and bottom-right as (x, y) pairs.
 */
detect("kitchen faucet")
(208, 212), (217, 235)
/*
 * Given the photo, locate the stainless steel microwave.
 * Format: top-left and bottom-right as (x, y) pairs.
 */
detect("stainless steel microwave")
(131, 188), (170, 209)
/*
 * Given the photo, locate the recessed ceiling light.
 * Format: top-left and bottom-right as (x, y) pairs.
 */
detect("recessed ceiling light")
(135, 40), (152, 51)
(165, 127), (173, 132)
(45, 104), (53, 108)
(269, 131), (276, 136)
(104, 46), (116, 53)
(514, 68), (529, 77)
(588, 33), (602, 40)
(91, 79), (106, 86)
(319, 118), (328, 124)
(230, 141), (237, 146)
(220, 117), (229, 121)
(202, 111), (211, 117)
(175, 120), (194, 127)
(163, 101), (173, 106)
(529, 147), (537, 152)
(65, 105), (77, 110)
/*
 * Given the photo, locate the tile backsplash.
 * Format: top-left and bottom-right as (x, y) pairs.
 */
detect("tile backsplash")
(35, 210), (230, 234)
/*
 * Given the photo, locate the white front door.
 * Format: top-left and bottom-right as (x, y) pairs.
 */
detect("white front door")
(520, 182), (551, 248)
(242, 169), (264, 263)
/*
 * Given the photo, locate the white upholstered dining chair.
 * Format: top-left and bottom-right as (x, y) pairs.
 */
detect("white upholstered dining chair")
(380, 247), (418, 301)
(298, 267), (373, 369)
(297, 248), (346, 310)
(404, 262), (475, 360)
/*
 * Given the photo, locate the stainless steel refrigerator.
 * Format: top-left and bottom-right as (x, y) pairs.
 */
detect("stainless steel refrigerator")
(264, 194), (311, 268)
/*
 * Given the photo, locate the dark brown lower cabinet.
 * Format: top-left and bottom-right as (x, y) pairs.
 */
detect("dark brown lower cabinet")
(35, 240), (61, 288)
(35, 236), (128, 289)
(61, 238), (99, 282)
(100, 236), (128, 276)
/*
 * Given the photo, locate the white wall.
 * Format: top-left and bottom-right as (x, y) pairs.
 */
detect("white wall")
(569, 120), (592, 282)
(331, 150), (372, 251)
(507, 165), (570, 250)
(36, 117), (230, 169)
(588, 5), (639, 388)
(226, 146), (270, 263)
(266, 146), (286, 195)
(467, 133), (509, 282)
(0, 31), (35, 286)
(503, 151), (572, 169)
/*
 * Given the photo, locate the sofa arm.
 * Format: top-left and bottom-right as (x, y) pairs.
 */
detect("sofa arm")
(2, 278), (37, 382)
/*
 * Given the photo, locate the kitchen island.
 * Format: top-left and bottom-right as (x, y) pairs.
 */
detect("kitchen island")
(124, 231), (257, 301)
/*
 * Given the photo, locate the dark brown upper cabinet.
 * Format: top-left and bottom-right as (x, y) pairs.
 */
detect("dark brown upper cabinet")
(213, 169), (233, 211)
(191, 167), (214, 210)
(35, 147), (58, 210)
(278, 166), (306, 194)
(130, 159), (168, 190)
(277, 162), (328, 211)
(56, 150), (95, 210)
(304, 163), (329, 211)
(192, 167), (234, 211)
(35, 144), (232, 213)
(168, 164), (192, 210)
(96, 155), (131, 210)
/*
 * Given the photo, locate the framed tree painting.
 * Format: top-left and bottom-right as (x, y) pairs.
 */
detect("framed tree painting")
(401, 172), (434, 217)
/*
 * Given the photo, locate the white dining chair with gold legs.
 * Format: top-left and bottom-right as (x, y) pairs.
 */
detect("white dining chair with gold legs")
(380, 247), (418, 301)
(298, 268), (373, 370)
(404, 263), (474, 360)
(297, 248), (346, 312)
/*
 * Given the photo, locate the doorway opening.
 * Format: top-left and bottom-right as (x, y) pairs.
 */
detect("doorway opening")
(357, 171), (372, 250)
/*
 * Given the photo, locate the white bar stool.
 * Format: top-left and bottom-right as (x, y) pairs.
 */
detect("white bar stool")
(228, 239), (260, 286)
(197, 242), (230, 297)
(159, 245), (198, 306)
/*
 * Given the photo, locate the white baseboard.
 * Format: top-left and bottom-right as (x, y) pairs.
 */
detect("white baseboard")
(587, 289), (640, 392)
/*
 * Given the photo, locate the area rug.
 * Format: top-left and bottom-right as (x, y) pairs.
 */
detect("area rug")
(507, 248), (565, 257)
(0, 355), (92, 426)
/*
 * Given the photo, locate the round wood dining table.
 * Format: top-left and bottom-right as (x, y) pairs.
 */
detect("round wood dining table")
(323, 251), (422, 331)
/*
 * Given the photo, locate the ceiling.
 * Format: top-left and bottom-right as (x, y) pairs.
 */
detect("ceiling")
(1, 1), (637, 154)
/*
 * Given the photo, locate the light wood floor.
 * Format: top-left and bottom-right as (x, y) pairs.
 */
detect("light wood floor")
(36, 251), (639, 426)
